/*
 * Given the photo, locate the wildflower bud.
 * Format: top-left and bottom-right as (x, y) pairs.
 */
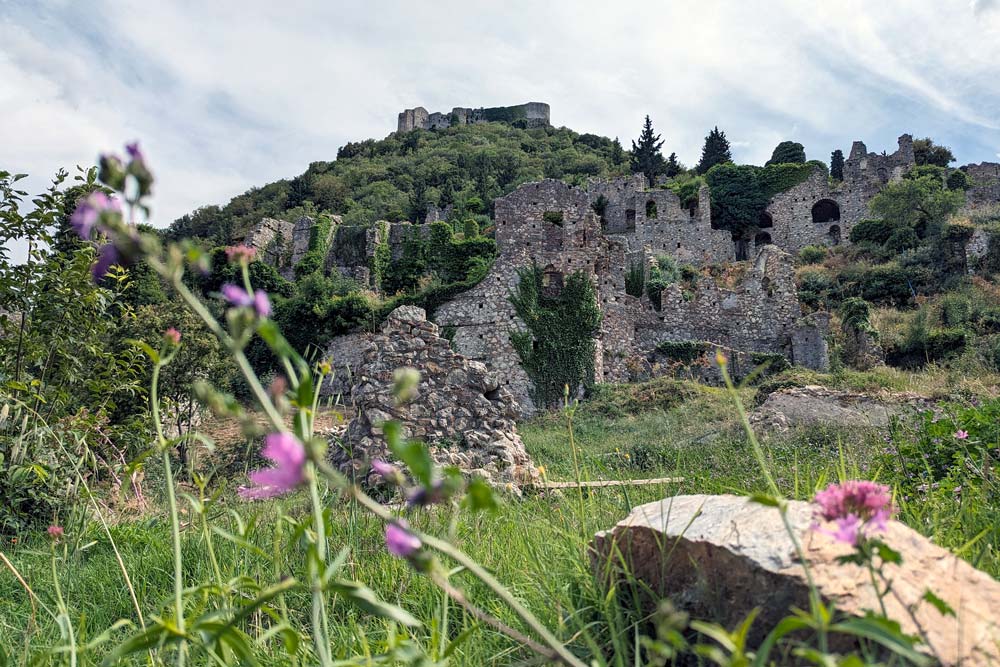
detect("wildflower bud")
(70, 191), (121, 240)
(954, 429), (969, 440)
(125, 142), (153, 197)
(268, 375), (288, 400)
(224, 244), (258, 264)
(392, 367), (420, 405)
(98, 153), (126, 191)
(371, 459), (405, 486)
(316, 360), (332, 376)
(715, 349), (728, 367)
(385, 521), (421, 558)
(47, 525), (64, 540)
(164, 328), (181, 345)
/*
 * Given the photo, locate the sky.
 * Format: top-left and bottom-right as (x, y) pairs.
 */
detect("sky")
(3, 0), (1000, 258)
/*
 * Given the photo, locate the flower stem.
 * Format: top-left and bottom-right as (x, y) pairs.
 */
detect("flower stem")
(153, 362), (186, 667)
(307, 465), (333, 667)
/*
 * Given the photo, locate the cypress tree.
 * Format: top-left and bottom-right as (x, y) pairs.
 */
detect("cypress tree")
(630, 116), (666, 186)
(610, 137), (626, 165)
(696, 126), (733, 175)
(830, 149), (845, 181)
(664, 152), (682, 177)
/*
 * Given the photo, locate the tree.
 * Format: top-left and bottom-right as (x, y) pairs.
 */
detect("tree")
(704, 163), (769, 241)
(630, 116), (666, 186)
(664, 152), (682, 177)
(868, 173), (964, 239)
(610, 137), (626, 166)
(830, 149), (845, 181)
(696, 126), (732, 174)
(766, 141), (806, 166)
(913, 138), (955, 167)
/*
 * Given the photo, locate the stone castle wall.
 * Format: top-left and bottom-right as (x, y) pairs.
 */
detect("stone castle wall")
(397, 102), (551, 132)
(964, 162), (1000, 208)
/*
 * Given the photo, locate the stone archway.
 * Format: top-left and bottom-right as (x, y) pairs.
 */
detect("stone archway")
(758, 211), (774, 229)
(811, 199), (840, 224)
(754, 231), (772, 247)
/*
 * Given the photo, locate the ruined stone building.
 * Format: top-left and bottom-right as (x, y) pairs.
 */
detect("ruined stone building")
(434, 179), (827, 413)
(763, 135), (916, 254)
(397, 102), (551, 133)
(242, 130), (1000, 416)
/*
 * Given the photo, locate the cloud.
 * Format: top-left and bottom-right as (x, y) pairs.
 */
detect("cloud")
(2, 0), (1000, 264)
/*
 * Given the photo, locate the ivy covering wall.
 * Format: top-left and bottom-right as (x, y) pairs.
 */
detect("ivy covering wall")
(508, 265), (602, 407)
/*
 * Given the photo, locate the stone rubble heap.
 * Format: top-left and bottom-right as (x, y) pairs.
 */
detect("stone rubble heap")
(331, 305), (538, 489)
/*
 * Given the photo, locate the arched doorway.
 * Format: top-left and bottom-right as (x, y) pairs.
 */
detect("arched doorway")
(758, 211), (774, 229)
(754, 231), (772, 247)
(811, 199), (840, 223)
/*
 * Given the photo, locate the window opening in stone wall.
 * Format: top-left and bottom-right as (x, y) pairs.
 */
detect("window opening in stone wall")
(734, 238), (750, 261)
(624, 208), (636, 232)
(758, 211), (773, 229)
(828, 225), (841, 245)
(877, 167), (889, 184)
(541, 265), (564, 297)
(811, 199), (840, 223)
(646, 200), (658, 218)
(754, 231), (772, 247)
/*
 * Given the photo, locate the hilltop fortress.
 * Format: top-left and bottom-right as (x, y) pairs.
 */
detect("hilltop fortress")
(398, 102), (551, 132)
(242, 128), (1000, 414)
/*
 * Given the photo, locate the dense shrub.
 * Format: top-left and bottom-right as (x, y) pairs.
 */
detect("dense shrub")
(798, 245), (827, 265)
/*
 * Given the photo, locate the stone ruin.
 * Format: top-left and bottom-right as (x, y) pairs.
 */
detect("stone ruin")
(243, 131), (1000, 424)
(332, 305), (538, 489)
(397, 102), (551, 133)
(434, 179), (829, 412)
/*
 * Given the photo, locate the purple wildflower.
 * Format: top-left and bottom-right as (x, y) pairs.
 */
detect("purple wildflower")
(92, 244), (120, 281)
(955, 430), (969, 440)
(385, 521), (421, 558)
(812, 480), (895, 546)
(371, 459), (397, 478)
(125, 141), (144, 163)
(70, 191), (120, 240)
(238, 432), (306, 500)
(221, 284), (271, 317)
(47, 525), (64, 540)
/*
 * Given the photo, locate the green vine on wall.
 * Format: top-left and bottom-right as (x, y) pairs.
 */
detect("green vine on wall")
(370, 220), (391, 290)
(508, 264), (602, 407)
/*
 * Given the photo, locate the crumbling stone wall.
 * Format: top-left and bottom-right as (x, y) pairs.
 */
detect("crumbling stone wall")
(585, 176), (732, 264)
(434, 180), (825, 415)
(244, 217), (294, 268)
(332, 306), (538, 488)
(397, 102), (551, 132)
(964, 162), (1000, 208)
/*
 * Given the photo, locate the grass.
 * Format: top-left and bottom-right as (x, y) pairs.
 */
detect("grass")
(0, 376), (995, 664)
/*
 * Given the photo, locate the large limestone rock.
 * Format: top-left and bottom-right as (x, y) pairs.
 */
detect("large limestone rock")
(332, 306), (538, 489)
(592, 494), (1000, 666)
(750, 385), (934, 433)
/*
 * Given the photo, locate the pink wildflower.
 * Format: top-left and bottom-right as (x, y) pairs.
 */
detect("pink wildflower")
(385, 521), (421, 558)
(954, 430), (969, 440)
(47, 525), (64, 540)
(812, 480), (894, 546)
(238, 432), (306, 500)
(224, 245), (257, 263)
(253, 289), (271, 317)
(164, 328), (181, 345)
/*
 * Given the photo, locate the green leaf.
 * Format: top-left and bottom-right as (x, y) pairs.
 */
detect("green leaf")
(387, 428), (433, 487)
(749, 493), (781, 508)
(463, 477), (498, 513)
(873, 540), (902, 565)
(922, 589), (955, 617)
(125, 338), (160, 364)
(327, 579), (421, 627)
(831, 616), (930, 666)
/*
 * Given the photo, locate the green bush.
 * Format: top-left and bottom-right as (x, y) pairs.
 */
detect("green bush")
(848, 219), (896, 245)
(625, 262), (645, 298)
(798, 245), (827, 264)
